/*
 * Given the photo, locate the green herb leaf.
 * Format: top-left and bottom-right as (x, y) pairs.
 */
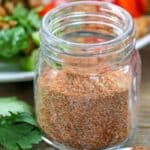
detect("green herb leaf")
(0, 16), (14, 22)
(0, 97), (31, 116)
(12, 4), (31, 33)
(12, 4), (41, 34)
(0, 123), (42, 150)
(0, 97), (43, 150)
(0, 27), (28, 58)
(0, 112), (37, 126)
(28, 11), (41, 30)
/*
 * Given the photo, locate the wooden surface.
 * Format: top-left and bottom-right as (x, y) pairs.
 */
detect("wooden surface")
(0, 46), (150, 149)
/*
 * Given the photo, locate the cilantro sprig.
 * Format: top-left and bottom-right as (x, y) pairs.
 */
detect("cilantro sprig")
(0, 97), (43, 150)
(12, 4), (41, 34)
(0, 27), (29, 58)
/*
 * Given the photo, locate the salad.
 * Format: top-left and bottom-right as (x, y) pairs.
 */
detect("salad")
(0, 0), (42, 71)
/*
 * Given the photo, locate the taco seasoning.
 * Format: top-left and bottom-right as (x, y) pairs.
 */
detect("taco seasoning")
(35, 1), (141, 150)
(132, 147), (149, 150)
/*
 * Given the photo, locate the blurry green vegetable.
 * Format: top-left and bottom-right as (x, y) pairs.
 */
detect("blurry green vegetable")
(0, 27), (28, 58)
(0, 122), (42, 150)
(0, 3), (41, 64)
(20, 50), (38, 71)
(0, 97), (31, 116)
(0, 97), (42, 150)
(32, 31), (40, 46)
(12, 4), (41, 34)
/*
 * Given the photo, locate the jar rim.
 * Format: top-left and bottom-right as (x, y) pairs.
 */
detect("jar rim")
(42, 1), (134, 55)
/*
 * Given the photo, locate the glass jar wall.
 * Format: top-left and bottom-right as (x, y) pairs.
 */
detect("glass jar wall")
(34, 1), (141, 150)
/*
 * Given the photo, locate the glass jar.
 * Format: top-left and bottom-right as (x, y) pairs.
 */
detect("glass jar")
(35, 1), (141, 150)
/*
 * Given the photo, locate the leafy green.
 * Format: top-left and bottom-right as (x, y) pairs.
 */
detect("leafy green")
(0, 112), (37, 126)
(0, 97), (31, 116)
(28, 11), (41, 30)
(12, 4), (41, 34)
(0, 27), (28, 58)
(0, 97), (43, 150)
(0, 123), (42, 150)
(0, 4), (41, 59)
(0, 16), (14, 22)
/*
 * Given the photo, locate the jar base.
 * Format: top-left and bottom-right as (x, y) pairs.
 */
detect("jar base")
(42, 133), (133, 150)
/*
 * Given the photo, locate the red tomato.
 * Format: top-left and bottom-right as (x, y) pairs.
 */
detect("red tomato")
(116, 0), (141, 17)
(38, 1), (55, 16)
(38, 0), (66, 16)
(116, 0), (147, 18)
(137, 0), (148, 13)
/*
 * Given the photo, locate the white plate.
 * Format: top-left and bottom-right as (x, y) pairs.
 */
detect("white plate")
(0, 62), (35, 82)
(0, 72), (34, 82)
(0, 34), (150, 83)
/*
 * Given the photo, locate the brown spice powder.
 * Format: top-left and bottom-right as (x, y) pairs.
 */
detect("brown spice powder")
(132, 146), (149, 150)
(37, 67), (131, 150)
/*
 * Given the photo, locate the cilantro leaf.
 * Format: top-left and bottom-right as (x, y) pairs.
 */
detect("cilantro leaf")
(28, 11), (41, 29)
(0, 97), (43, 150)
(12, 4), (41, 34)
(0, 123), (42, 150)
(12, 4), (28, 19)
(0, 112), (37, 127)
(0, 27), (28, 58)
(0, 97), (31, 116)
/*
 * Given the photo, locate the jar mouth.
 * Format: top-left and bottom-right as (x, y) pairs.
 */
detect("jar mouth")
(42, 1), (134, 56)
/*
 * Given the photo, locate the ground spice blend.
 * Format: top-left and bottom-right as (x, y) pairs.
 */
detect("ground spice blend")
(37, 67), (131, 150)
(132, 147), (149, 150)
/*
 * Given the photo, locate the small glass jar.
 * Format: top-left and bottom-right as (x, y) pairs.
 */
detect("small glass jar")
(35, 1), (141, 150)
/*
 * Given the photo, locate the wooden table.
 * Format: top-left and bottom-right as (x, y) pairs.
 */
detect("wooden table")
(0, 46), (150, 149)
